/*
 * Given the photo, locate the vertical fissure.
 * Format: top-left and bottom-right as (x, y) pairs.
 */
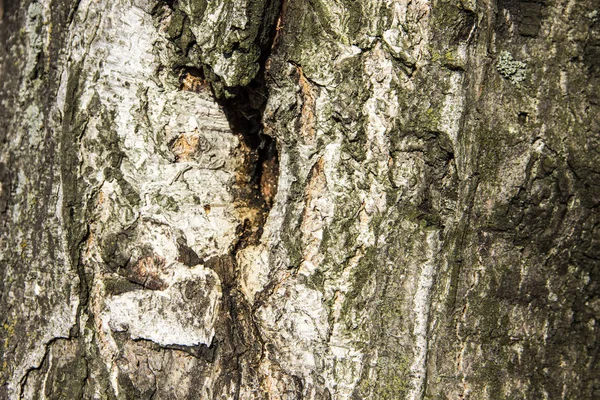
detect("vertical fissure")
(208, 24), (282, 400)
(162, 0), (284, 395)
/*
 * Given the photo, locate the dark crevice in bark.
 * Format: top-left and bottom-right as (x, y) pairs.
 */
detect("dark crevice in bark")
(205, 2), (283, 395)
(221, 74), (280, 217)
(446, 174), (480, 315)
(156, 0), (285, 395)
(127, 336), (217, 362)
(60, 61), (94, 343)
(18, 337), (70, 397)
(164, 0), (282, 224)
(200, 254), (261, 398)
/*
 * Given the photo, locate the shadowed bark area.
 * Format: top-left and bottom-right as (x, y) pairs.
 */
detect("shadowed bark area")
(0, 0), (598, 399)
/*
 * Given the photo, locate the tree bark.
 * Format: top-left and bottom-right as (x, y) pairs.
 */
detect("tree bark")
(1, 0), (598, 398)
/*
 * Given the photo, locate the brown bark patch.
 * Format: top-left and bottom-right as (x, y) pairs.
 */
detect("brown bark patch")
(179, 68), (210, 93)
(126, 255), (168, 290)
(170, 130), (200, 162)
(297, 65), (316, 142)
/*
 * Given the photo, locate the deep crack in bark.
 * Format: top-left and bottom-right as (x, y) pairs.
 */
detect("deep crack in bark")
(162, 0), (283, 395)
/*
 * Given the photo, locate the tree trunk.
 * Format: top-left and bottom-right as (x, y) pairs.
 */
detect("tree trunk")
(1, 0), (598, 398)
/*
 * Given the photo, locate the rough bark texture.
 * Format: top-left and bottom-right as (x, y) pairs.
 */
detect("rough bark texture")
(1, 0), (599, 399)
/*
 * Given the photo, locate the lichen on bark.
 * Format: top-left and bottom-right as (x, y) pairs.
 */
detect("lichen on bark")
(1, 0), (599, 399)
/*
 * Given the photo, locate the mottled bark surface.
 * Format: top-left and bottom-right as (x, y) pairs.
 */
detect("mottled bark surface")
(0, 0), (598, 399)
